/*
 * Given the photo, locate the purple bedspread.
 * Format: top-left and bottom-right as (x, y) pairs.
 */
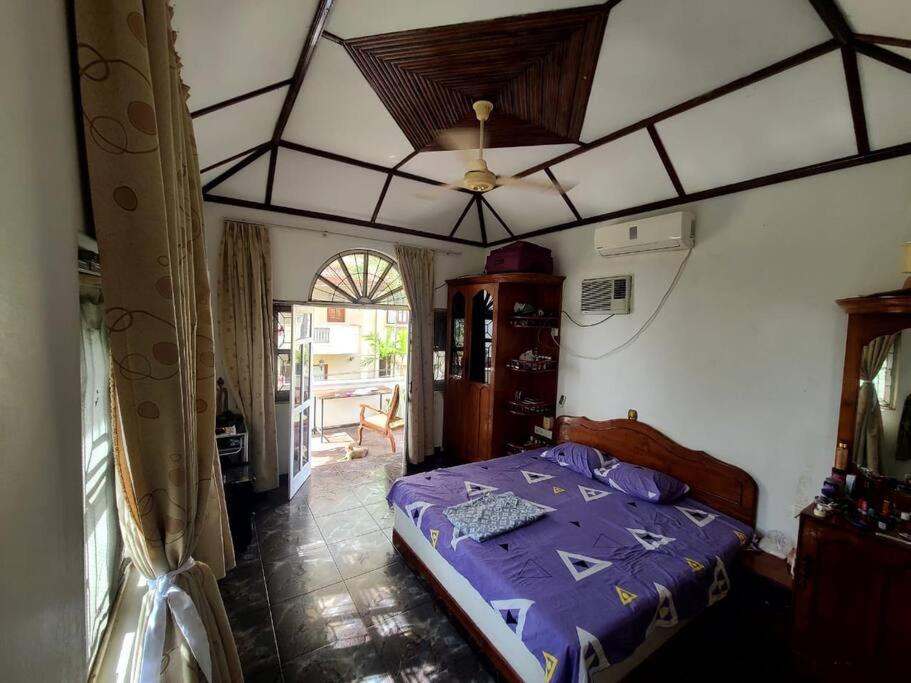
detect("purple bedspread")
(387, 449), (753, 683)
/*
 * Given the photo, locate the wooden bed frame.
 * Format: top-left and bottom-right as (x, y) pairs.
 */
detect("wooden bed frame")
(392, 414), (759, 681)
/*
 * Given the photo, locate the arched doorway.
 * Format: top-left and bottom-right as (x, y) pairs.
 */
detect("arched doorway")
(304, 249), (410, 475)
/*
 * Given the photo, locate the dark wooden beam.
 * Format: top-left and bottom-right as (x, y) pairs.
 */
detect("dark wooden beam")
(476, 195), (488, 245)
(646, 124), (686, 197)
(371, 174), (393, 222)
(855, 34), (911, 50)
(486, 141), (911, 247)
(278, 140), (472, 192)
(479, 197), (515, 238)
(190, 80), (291, 119)
(841, 47), (870, 154)
(202, 145), (270, 194)
(265, 148), (278, 204)
(449, 198), (474, 238)
(856, 40), (911, 76)
(271, 0), (334, 144)
(807, 0), (853, 45)
(323, 30), (345, 45)
(392, 151), (418, 171)
(203, 193), (484, 246)
(544, 167), (583, 220)
(513, 39), (839, 179)
(199, 143), (269, 174)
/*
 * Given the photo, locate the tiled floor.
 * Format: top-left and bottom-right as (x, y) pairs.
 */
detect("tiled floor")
(219, 449), (496, 682)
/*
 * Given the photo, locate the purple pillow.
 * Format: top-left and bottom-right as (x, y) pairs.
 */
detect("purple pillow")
(540, 442), (613, 479)
(594, 462), (689, 502)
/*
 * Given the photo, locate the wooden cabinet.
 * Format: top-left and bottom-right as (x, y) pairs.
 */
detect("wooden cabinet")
(443, 273), (564, 462)
(792, 506), (911, 678)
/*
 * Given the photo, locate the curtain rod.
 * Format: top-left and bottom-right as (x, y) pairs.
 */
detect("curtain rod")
(225, 216), (464, 257)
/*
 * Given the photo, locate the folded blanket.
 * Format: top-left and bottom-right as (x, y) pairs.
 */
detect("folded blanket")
(444, 492), (546, 542)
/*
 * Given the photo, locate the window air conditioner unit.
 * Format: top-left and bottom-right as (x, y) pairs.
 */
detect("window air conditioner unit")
(594, 211), (695, 257)
(581, 275), (631, 314)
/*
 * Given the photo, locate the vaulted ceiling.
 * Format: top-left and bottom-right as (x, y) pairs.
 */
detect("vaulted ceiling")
(175, 0), (911, 247)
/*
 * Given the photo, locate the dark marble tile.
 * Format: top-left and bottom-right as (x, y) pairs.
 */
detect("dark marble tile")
(228, 606), (281, 679)
(219, 561), (268, 619)
(244, 666), (284, 683)
(232, 535), (263, 569)
(329, 529), (397, 580)
(258, 520), (326, 563)
(316, 506), (380, 544)
(281, 636), (393, 683)
(256, 501), (317, 535)
(442, 651), (496, 683)
(364, 501), (395, 530)
(272, 582), (369, 662)
(369, 601), (473, 682)
(345, 560), (430, 619)
(264, 542), (342, 603)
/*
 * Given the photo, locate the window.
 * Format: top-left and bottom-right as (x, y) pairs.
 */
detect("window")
(326, 307), (346, 323)
(873, 340), (899, 409)
(309, 249), (407, 307)
(274, 304), (292, 402)
(80, 290), (123, 667)
(386, 309), (409, 325)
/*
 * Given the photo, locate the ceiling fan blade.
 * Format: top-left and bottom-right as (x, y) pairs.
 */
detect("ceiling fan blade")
(415, 180), (466, 200)
(435, 128), (479, 163)
(496, 175), (578, 193)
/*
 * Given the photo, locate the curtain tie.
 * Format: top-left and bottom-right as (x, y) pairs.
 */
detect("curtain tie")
(139, 557), (213, 683)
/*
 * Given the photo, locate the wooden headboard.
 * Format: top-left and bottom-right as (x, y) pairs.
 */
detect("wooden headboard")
(555, 415), (758, 527)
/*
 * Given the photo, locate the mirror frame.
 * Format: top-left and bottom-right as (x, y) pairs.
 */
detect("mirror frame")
(836, 291), (911, 470)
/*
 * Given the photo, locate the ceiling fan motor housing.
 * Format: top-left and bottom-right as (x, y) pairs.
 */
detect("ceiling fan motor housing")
(464, 157), (496, 192)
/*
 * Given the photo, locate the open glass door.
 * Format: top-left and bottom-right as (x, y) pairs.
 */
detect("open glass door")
(288, 304), (313, 500)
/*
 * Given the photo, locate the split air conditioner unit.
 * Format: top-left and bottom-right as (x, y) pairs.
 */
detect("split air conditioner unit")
(594, 211), (695, 257)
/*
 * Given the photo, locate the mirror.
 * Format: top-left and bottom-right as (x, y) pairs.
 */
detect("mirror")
(856, 329), (911, 479)
(469, 290), (494, 383)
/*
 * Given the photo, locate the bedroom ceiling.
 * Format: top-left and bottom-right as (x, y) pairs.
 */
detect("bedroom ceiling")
(175, 0), (911, 247)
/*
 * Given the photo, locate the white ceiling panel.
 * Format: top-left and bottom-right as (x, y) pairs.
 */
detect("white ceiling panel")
(271, 149), (385, 220)
(211, 154), (269, 202)
(484, 173), (576, 234)
(328, 0), (590, 38)
(656, 53), (856, 193)
(580, 0), (830, 141)
(551, 130), (676, 217)
(193, 89), (286, 169)
(173, 0), (317, 110)
(838, 1), (911, 39)
(401, 144), (578, 184)
(454, 200), (483, 243)
(482, 203), (512, 243)
(377, 179), (471, 235)
(283, 41), (413, 166)
(859, 55), (911, 150)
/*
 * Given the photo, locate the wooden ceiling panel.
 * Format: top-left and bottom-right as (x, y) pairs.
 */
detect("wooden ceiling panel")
(343, 5), (608, 150)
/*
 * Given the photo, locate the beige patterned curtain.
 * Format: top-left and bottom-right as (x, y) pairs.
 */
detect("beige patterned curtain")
(855, 334), (897, 472)
(217, 222), (279, 491)
(75, 1), (241, 681)
(395, 245), (435, 464)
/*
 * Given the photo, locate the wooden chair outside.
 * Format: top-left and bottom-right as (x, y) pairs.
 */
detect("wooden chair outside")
(357, 384), (404, 452)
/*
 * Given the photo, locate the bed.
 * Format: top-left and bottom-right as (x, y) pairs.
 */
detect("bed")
(388, 415), (758, 682)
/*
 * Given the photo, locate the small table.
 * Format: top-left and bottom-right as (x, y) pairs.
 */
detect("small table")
(314, 384), (394, 442)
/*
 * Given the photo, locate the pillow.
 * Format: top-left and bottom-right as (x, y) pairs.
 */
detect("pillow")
(593, 462), (689, 502)
(540, 442), (614, 479)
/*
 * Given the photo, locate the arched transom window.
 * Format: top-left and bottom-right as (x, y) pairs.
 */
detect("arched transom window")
(309, 249), (407, 308)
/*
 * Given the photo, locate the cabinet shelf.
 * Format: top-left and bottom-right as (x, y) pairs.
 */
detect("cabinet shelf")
(509, 315), (559, 328)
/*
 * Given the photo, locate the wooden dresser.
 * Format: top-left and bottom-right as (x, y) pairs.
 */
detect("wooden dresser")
(443, 273), (563, 462)
(793, 504), (911, 677)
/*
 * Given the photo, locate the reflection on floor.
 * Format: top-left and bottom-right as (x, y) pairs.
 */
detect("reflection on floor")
(218, 443), (495, 682)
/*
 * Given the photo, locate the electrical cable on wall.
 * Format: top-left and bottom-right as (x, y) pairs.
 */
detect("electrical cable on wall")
(552, 249), (693, 361)
(562, 311), (615, 327)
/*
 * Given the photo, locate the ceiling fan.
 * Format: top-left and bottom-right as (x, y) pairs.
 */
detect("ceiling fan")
(421, 100), (575, 196)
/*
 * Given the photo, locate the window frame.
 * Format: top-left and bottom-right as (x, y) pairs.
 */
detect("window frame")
(326, 307), (346, 323)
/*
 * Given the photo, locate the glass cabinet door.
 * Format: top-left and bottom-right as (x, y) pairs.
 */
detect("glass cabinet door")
(449, 292), (466, 378)
(469, 289), (494, 383)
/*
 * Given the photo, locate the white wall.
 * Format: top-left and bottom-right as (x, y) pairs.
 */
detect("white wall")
(530, 155), (911, 536)
(203, 203), (486, 471)
(0, 0), (87, 680)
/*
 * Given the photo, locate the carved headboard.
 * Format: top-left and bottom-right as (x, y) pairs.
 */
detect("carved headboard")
(554, 415), (758, 527)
